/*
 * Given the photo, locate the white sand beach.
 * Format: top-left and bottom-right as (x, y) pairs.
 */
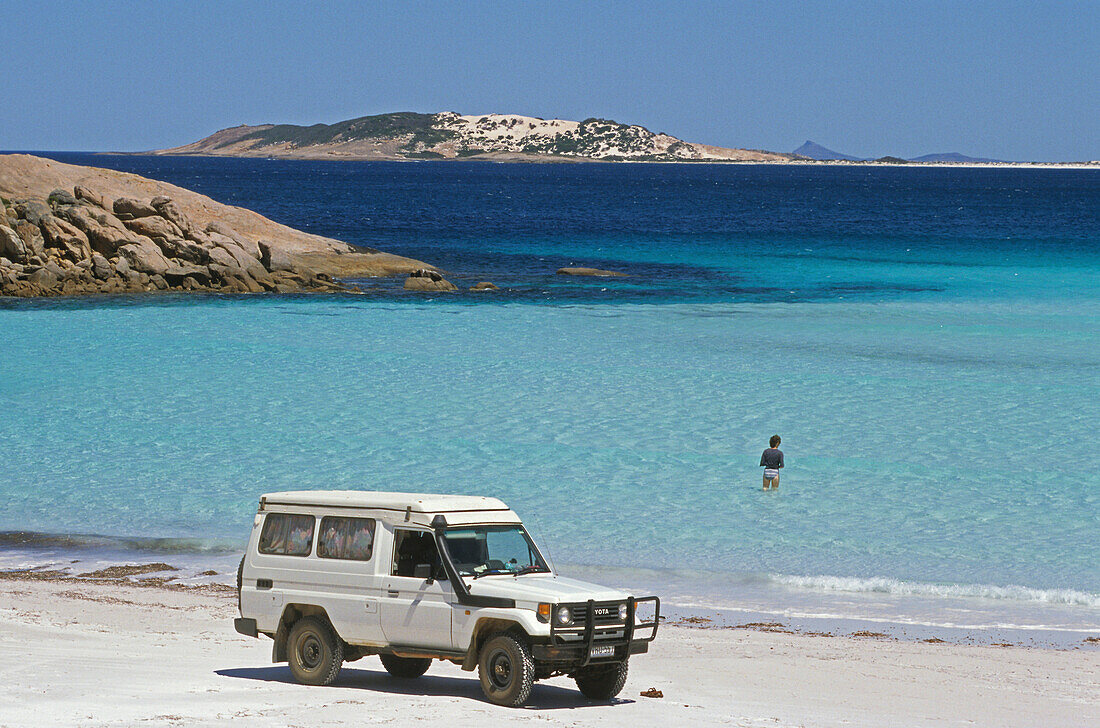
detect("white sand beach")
(1, 578), (1096, 728)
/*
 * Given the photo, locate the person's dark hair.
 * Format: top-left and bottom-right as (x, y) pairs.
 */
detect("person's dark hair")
(770, 434), (781, 448)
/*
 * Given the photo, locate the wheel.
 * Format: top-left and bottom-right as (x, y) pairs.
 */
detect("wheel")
(477, 633), (535, 707)
(287, 616), (343, 686)
(574, 659), (629, 700)
(380, 654), (432, 678)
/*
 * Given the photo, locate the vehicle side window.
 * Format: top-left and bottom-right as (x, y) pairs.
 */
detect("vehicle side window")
(258, 513), (315, 556)
(318, 516), (375, 561)
(391, 529), (445, 579)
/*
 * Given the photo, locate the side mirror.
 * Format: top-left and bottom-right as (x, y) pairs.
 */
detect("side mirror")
(413, 563), (432, 580)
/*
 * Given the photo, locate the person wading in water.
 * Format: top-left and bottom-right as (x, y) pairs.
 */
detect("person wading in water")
(760, 435), (784, 490)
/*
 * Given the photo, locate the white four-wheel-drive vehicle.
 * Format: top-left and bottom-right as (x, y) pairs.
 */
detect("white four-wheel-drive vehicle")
(234, 491), (659, 707)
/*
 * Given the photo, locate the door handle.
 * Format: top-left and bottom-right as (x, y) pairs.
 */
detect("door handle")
(387, 589), (399, 597)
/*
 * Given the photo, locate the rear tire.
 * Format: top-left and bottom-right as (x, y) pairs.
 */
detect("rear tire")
(478, 633), (535, 707)
(380, 654), (432, 678)
(287, 616), (343, 686)
(575, 659), (629, 700)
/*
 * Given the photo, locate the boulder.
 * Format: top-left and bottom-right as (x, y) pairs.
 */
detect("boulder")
(185, 229), (214, 247)
(207, 246), (241, 270)
(13, 200), (51, 225)
(241, 274), (265, 293)
(149, 274), (169, 290)
(162, 263), (210, 285)
(470, 281), (500, 291)
(14, 221), (46, 258)
(556, 267), (629, 277)
(27, 267), (58, 289)
(45, 260), (66, 278)
(208, 233), (270, 282)
(407, 268), (445, 281)
(0, 225), (27, 261)
(118, 238), (170, 275)
(258, 241), (318, 281)
(74, 185), (108, 209)
(156, 236), (209, 264)
(91, 253), (112, 280)
(124, 215), (183, 240)
(404, 269), (457, 292)
(205, 221), (260, 259)
(38, 215), (92, 261)
(47, 188), (77, 207)
(220, 271), (263, 293)
(57, 205), (138, 256)
(112, 197), (158, 219)
(74, 203), (130, 234)
(258, 240), (295, 272)
(150, 197), (193, 235)
(114, 256), (131, 276)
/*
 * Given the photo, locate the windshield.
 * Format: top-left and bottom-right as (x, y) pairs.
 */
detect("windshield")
(442, 525), (549, 578)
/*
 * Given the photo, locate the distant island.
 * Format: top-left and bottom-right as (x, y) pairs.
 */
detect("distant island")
(146, 113), (1097, 167)
(149, 112), (799, 163)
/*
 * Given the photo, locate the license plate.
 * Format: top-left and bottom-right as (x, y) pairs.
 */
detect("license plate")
(589, 645), (616, 657)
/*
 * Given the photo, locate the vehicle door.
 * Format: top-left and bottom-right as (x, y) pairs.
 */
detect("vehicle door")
(313, 515), (385, 644)
(379, 527), (456, 649)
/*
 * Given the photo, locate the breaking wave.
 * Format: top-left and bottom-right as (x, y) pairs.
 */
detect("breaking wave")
(770, 573), (1100, 608)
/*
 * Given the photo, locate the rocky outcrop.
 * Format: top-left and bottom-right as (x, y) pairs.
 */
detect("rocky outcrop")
(470, 281), (499, 291)
(403, 269), (457, 292)
(556, 267), (629, 277)
(0, 183), (349, 298)
(0, 154), (435, 283)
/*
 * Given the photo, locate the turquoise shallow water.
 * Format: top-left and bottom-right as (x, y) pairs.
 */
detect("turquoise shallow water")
(2, 295), (1097, 609)
(1, 157), (1098, 637)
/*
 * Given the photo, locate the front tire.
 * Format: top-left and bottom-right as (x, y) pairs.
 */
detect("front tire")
(575, 659), (629, 700)
(477, 633), (535, 707)
(287, 616), (343, 686)
(380, 654), (432, 679)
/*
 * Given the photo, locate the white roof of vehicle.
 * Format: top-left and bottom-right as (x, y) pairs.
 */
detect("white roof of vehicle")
(259, 490), (519, 526)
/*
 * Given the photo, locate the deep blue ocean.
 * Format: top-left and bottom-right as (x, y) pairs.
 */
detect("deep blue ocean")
(2, 154), (1098, 640)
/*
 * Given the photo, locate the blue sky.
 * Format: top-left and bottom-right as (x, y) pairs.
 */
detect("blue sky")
(3, 1), (1097, 160)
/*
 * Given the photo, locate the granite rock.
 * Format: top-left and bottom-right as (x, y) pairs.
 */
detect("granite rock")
(113, 197), (158, 219)
(118, 238), (170, 275)
(0, 225), (27, 261)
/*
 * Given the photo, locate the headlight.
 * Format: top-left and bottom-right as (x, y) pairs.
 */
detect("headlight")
(618, 603), (629, 622)
(555, 606), (572, 625)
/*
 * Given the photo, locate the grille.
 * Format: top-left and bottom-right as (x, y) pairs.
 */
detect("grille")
(571, 601), (622, 626)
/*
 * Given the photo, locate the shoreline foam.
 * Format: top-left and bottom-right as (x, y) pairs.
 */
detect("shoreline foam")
(3, 534), (1095, 649)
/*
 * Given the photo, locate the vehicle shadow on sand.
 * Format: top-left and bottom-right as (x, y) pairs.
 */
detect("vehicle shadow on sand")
(215, 665), (635, 710)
